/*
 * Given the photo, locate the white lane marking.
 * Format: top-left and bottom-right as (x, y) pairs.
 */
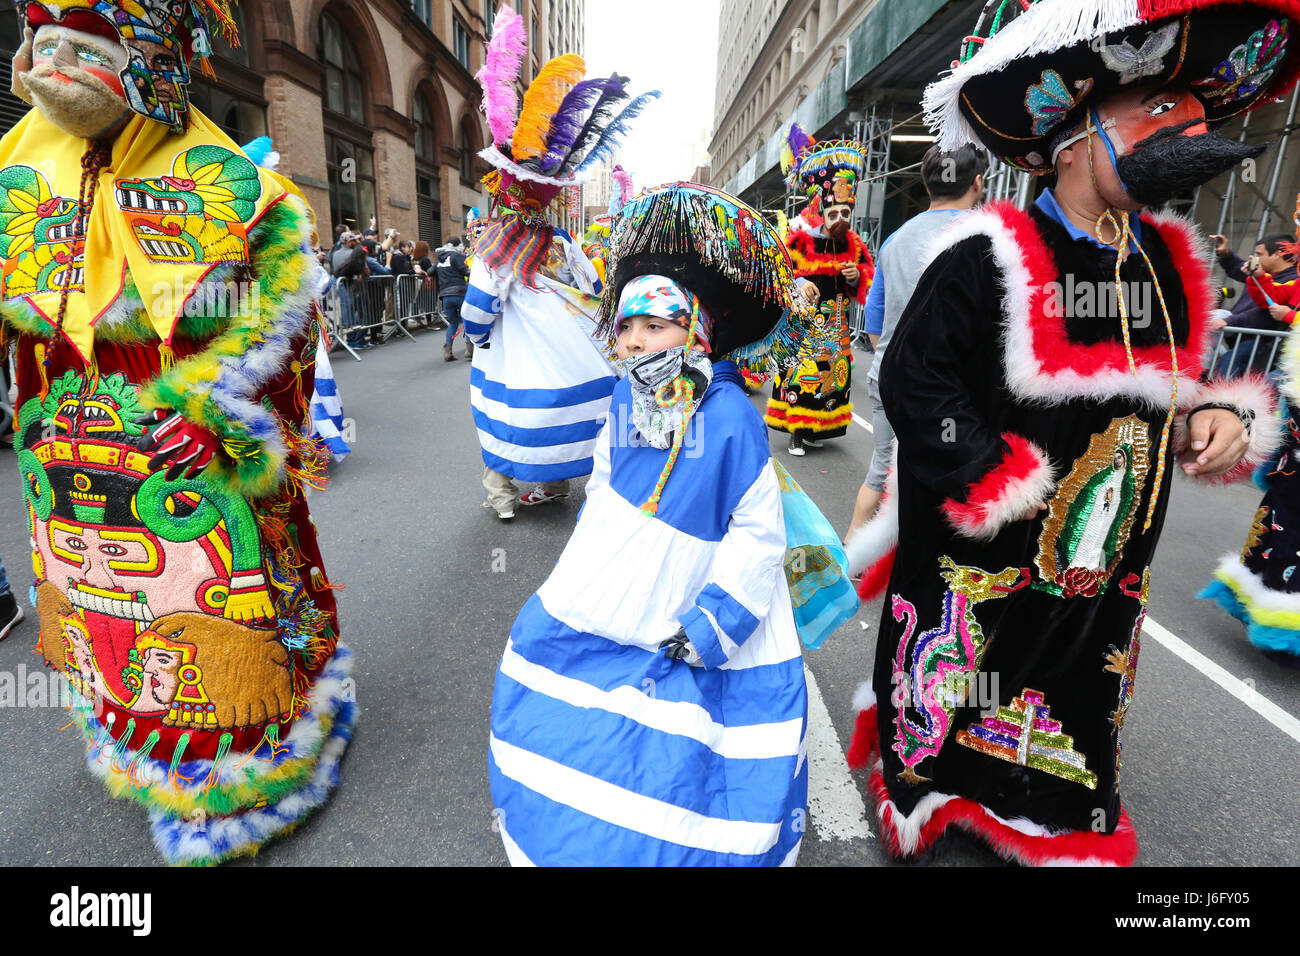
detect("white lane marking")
(1141, 617), (1300, 747)
(804, 664), (873, 841)
(852, 413), (873, 432)
(849, 405), (1300, 746)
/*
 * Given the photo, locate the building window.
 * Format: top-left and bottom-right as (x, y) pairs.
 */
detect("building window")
(411, 0), (432, 28)
(326, 133), (376, 230)
(459, 121), (475, 184)
(484, 0), (494, 26)
(321, 12), (365, 124)
(414, 95), (436, 165)
(454, 16), (471, 70)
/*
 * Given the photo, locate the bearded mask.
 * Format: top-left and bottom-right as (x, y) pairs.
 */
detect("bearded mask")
(13, 22), (134, 139)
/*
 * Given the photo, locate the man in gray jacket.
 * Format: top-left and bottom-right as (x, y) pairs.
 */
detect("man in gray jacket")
(847, 145), (985, 538)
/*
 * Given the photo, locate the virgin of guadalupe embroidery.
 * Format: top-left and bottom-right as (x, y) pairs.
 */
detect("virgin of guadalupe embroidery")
(1035, 416), (1152, 598)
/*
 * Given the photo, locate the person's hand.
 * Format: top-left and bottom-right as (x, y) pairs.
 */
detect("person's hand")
(1244, 257), (1263, 277)
(135, 410), (219, 480)
(1211, 315), (1229, 331)
(368, 215), (376, 230)
(841, 263), (860, 283)
(1269, 303), (1293, 323)
(1183, 408), (1251, 477)
(1016, 502), (1049, 522)
(659, 628), (700, 664)
(1210, 233), (1230, 256)
(800, 282), (820, 305)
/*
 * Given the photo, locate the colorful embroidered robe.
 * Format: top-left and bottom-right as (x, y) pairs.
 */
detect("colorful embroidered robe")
(847, 201), (1279, 865)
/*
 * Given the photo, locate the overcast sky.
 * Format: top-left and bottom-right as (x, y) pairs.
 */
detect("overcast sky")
(584, 0), (721, 189)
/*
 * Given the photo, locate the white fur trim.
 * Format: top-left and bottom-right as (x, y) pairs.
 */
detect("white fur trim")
(479, 145), (586, 186)
(938, 207), (1210, 409)
(1211, 553), (1300, 615)
(924, 0), (1143, 152)
(845, 464), (898, 575)
(945, 438), (1057, 541)
(1175, 375), (1283, 483)
(851, 681), (877, 714)
(1280, 324), (1300, 410)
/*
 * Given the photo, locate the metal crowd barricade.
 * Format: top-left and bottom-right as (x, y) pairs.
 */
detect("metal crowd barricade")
(1208, 326), (1288, 380)
(327, 275), (417, 360)
(394, 273), (443, 328)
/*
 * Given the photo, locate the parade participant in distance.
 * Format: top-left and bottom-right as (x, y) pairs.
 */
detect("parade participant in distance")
(1204, 191), (1300, 660)
(462, 4), (657, 519)
(488, 182), (822, 866)
(765, 124), (874, 457)
(846, 0), (1294, 866)
(0, 0), (354, 864)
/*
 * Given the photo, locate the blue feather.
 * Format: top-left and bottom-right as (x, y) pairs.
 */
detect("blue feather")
(574, 90), (661, 175)
(541, 77), (616, 173)
(555, 74), (630, 178)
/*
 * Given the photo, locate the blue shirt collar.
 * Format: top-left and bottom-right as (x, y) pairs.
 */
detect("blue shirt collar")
(1034, 189), (1141, 254)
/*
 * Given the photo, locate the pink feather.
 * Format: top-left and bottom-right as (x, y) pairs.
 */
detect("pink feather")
(475, 4), (529, 148)
(612, 164), (633, 208)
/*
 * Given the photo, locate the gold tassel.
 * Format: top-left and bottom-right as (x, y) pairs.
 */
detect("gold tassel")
(158, 342), (175, 373)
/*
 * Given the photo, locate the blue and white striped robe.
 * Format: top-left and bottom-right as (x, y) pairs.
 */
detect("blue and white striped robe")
(461, 244), (616, 482)
(489, 361), (809, 865)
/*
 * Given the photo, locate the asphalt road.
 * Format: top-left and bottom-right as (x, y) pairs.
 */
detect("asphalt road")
(0, 332), (1296, 866)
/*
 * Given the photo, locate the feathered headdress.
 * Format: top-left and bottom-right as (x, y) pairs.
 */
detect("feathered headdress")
(475, 2), (659, 223)
(609, 165), (634, 218)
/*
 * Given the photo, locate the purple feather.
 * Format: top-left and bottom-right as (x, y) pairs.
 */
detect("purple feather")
(574, 90), (661, 176)
(539, 77), (621, 174)
(555, 74), (630, 178)
(788, 122), (813, 161)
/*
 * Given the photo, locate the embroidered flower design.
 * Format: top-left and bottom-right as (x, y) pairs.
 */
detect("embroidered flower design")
(1056, 566), (1104, 599)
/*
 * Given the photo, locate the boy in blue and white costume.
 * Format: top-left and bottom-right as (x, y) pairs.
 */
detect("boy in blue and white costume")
(488, 182), (814, 866)
(462, 231), (615, 519)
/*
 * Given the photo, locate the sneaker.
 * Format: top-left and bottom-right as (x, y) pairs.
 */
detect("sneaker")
(497, 509), (516, 520)
(0, 591), (23, 642)
(802, 438), (824, 449)
(788, 435), (805, 457)
(519, 487), (568, 506)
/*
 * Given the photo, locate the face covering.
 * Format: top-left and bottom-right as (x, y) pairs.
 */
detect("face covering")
(618, 347), (713, 451)
(1116, 119), (1267, 208)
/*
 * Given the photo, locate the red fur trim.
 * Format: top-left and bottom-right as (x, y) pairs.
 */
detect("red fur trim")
(867, 763), (1139, 865)
(786, 228), (875, 305)
(990, 202), (1213, 381)
(856, 549), (895, 601)
(941, 432), (1054, 539)
(846, 704), (878, 770)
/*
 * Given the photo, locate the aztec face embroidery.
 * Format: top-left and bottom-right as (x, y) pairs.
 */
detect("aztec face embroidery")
(114, 145), (261, 264)
(1035, 416), (1152, 598)
(16, 372), (287, 727)
(956, 688), (1098, 789)
(891, 556), (1029, 784)
(0, 165), (85, 297)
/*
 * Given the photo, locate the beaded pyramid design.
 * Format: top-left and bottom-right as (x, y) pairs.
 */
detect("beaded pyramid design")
(956, 688), (1098, 789)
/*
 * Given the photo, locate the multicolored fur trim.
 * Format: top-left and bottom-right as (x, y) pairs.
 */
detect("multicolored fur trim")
(1173, 374), (1283, 485)
(786, 227), (874, 306)
(1201, 555), (1300, 657)
(764, 400), (853, 433)
(932, 202), (1214, 408)
(941, 432), (1056, 540)
(848, 692), (1139, 866)
(76, 643), (356, 866)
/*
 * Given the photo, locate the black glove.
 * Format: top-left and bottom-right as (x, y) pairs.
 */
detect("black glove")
(659, 628), (693, 661)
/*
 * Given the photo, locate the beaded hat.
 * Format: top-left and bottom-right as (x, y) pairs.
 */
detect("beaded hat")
(782, 123), (867, 210)
(926, 0), (1300, 173)
(596, 182), (812, 365)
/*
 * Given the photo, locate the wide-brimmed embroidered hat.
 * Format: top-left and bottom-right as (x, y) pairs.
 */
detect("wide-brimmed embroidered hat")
(925, 0), (1300, 173)
(596, 182), (812, 364)
(782, 123), (867, 209)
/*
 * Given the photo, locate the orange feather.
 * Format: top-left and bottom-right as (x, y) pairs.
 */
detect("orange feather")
(512, 54), (585, 163)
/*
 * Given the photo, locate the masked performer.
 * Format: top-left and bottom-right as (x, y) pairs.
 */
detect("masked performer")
(1, 0), (353, 865)
(765, 126), (874, 457)
(488, 182), (827, 866)
(845, 0), (1294, 866)
(462, 6), (657, 520)
(581, 164), (632, 288)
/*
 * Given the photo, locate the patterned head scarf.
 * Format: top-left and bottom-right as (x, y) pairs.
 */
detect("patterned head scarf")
(615, 274), (714, 354)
